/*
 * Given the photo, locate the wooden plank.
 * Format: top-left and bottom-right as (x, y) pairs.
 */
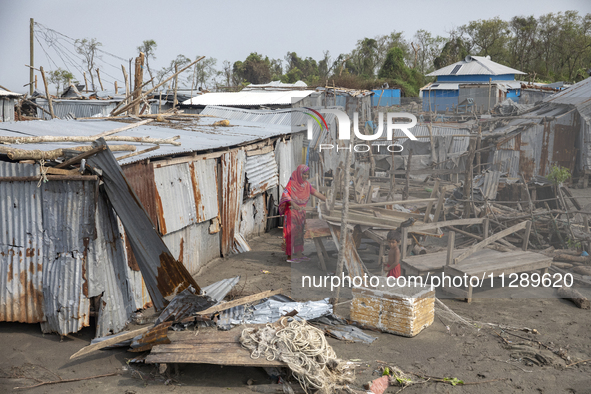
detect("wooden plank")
(453, 221), (528, 265)
(55, 145), (106, 169)
(71, 325), (152, 359)
(145, 349), (284, 366)
(116, 145), (160, 161)
(195, 289), (282, 316)
(411, 218), (485, 233)
(350, 198), (437, 208)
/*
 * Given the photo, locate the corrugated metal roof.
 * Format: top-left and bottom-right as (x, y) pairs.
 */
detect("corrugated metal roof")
(0, 117), (293, 165)
(421, 83), (459, 91)
(189, 159), (219, 223)
(153, 163), (198, 235)
(427, 56), (526, 77)
(0, 88), (22, 97)
(544, 76), (591, 123)
(184, 90), (316, 106)
(274, 139), (294, 191)
(245, 151), (278, 197)
(36, 98), (122, 120)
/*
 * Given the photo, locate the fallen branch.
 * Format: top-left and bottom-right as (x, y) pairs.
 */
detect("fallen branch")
(14, 372), (119, 390)
(91, 118), (154, 138)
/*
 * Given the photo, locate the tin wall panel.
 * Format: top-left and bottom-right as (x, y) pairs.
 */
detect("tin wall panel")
(189, 159), (219, 222)
(40, 251), (90, 335)
(89, 194), (135, 337)
(239, 195), (266, 240)
(0, 162), (45, 323)
(245, 152), (279, 197)
(163, 221), (220, 276)
(220, 150), (246, 256)
(275, 139), (294, 193)
(153, 163), (197, 235)
(41, 181), (97, 253)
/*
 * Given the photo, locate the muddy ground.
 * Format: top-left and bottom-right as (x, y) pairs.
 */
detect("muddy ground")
(1, 226), (590, 394)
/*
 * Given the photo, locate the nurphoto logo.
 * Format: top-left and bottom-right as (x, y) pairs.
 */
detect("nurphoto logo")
(303, 108), (418, 153)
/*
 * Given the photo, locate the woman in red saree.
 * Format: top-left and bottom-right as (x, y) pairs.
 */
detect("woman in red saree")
(279, 165), (326, 263)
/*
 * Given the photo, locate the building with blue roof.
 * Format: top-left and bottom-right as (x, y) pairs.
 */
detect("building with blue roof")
(421, 55), (526, 113)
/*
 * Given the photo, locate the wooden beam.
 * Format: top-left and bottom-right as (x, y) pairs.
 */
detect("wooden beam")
(39, 66), (54, 118)
(411, 218), (485, 233)
(116, 145), (160, 161)
(432, 187), (445, 223)
(454, 221), (528, 265)
(522, 220), (532, 251)
(349, 198), (437, 209)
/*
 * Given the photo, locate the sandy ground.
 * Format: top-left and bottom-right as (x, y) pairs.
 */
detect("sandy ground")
(1, 227), (591, 394)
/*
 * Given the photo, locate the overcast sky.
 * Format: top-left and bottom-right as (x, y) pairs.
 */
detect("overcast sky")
(1, 0), (590, 93)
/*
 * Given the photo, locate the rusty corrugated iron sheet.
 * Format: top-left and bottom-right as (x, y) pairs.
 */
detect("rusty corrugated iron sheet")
(154, 163), (198, 235)
(86, 139), (200, 311)
(244, 151), (279, 197)
(162, 221), (220, 276)
(0, 162), (45, 323)
(189, 159), (219, 223)
(122, 161), (159, 271)
(220, 150), (246, 256)
(274, 139), (294, 192)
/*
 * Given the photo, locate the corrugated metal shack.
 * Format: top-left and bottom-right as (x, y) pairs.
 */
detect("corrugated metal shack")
(0, 114), (304, 337)
(35, 97), (147, 120)
(485, 76), (591, 185)
(0, 88), (21, 122)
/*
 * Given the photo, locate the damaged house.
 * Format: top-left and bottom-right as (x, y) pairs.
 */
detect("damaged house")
(0, 112), (309, 338)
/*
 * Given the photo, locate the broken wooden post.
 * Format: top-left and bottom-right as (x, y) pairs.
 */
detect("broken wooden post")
(173, 63), (179, 108)
(446, 231), (455, 266)
(403, 149), (413, 200)
(133, 52), (145, 115)
(96, 68), (104, 91)
(39, 66), (55, 119)
(333, 146), (352, 306)
(121, 64), (130, 116)
(462, 138), (476, 218)
(483, 217), (489, 239)
(83, 71), (88, 92)
(424, 179), (440, 223)
(388, 148), (396, 200)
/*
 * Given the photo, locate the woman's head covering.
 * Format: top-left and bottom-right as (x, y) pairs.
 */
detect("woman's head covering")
(279, 165), (311, 212)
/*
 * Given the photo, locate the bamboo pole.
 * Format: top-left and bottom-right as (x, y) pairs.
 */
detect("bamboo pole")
(121, 65), (130, 116)
(111, 56), (205, 116)
(96, 68), (104, 91)
(0, 135), (180, 146)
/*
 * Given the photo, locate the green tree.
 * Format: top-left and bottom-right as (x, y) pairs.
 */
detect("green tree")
(461, 17), (511, 62)
(75, 38), (102, 91)
(48, 68), (75, 95)
(233, 53), (273, 84)
(190, 57), (219, 89)
(378, 47), (424, 96)
(137, 39), (158, 88)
